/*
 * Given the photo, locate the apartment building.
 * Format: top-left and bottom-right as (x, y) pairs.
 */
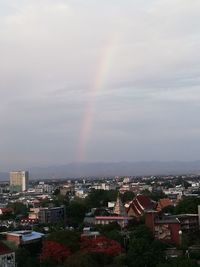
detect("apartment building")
(10, 171), (29, 192)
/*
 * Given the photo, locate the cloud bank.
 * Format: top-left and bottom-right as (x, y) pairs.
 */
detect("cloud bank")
(0, 0), (200, 169)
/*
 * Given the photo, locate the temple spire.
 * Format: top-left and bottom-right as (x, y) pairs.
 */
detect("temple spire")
(113, 193), (127, 216)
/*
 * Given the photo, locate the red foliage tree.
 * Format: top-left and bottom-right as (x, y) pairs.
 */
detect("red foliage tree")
(41, 240), (71, 264)
(80, 236), (122, 256)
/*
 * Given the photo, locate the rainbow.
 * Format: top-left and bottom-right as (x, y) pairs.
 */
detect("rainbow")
(76, 35), (118, 162)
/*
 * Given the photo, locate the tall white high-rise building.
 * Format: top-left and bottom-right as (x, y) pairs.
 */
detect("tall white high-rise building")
(10, 171), (29, 192)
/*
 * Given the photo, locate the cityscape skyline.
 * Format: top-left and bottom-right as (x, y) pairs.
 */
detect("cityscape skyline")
(1, 0), (200, 169)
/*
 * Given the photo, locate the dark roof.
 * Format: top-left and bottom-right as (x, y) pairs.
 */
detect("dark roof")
(168, 214), (198, 220)
(155, 218), (180, 224)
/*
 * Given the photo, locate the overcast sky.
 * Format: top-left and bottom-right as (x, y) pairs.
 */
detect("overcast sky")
(0, 0), (200, 170)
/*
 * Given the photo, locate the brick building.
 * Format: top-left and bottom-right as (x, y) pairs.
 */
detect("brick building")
(145, 211), (181, 245)
(145, 211), (200, 246)
(2, 231), (44, 247)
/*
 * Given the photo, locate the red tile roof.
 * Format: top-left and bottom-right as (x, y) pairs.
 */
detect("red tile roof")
(129, 202), (141, 216)
(157, 198), (173, 212)
(136, 195), (153, 209)
(127, 195), (154, 217)
(0, 208), (13, 214)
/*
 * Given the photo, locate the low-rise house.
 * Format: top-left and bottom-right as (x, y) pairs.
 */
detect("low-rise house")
(29, 208), (40, 220)
(119, 185), (131, 194)
(84, 215), (130, 228)
(108, 202), (115, 208)
(60, 185), (75, 196)
(2, 231), (44, 246)
(81, 227), (100, 238)
(75, 189), (88, 198)
(1, 230), (44, 254)
(163, 190), (183, 203)
(31, 199), (41, 208)
(95, 216), (130, 228)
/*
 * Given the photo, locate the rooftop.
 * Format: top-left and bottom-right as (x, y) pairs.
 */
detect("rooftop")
(95, 216), (130, 220)
(5, 231), (44, 242)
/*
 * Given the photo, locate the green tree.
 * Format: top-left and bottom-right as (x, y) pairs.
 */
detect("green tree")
(85, 190), (118, 209)
(64, 252), (97, 267)
(53, 188), (60, 195)
(162, 205), (176, 214)
(53, 194), (69, 206)
(126, 225), (166, 267)
(7, 202), (28, 217)
(156, 257), (198, 267)
(175, 197), (200, 214)
(130, 225), (153, 240)
(127, 239), (165, 267)
(142, 189), (166, 201)
(40, 259), (57, 267)
(95, 222), (122, 243)
(113, 253), (126, 267)
(47, 230), (80, 252)
(16, 248), (39, 267)
(121, 191), (135, 203)
(40, 198), (51, 207)
(65, 200), (87, 227)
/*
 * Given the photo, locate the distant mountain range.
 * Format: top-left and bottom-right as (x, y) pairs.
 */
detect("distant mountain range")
(1, 161), (200, 180)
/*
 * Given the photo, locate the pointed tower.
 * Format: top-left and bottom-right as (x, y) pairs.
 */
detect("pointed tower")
(113, 193), (127, 216)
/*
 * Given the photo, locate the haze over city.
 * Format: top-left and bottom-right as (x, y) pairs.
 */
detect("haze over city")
(1, 0), (200, 170)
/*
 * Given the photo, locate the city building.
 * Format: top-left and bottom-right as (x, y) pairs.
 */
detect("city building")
(36, 182), (55, 194)
(60, 184), (75, 196)
(145, 210), (181, 246)
(29, 206), (65, 224)
(94, 216), (130, 228)
(91, 183), (117, 191)
(10, 171), (29, 192)
(168, 214), (199, 233)
(145, 210), (200, 245)
(1, 231), (44, 253)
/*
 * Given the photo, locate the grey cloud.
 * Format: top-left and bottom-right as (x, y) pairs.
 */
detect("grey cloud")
(0, 0), (200, 169)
